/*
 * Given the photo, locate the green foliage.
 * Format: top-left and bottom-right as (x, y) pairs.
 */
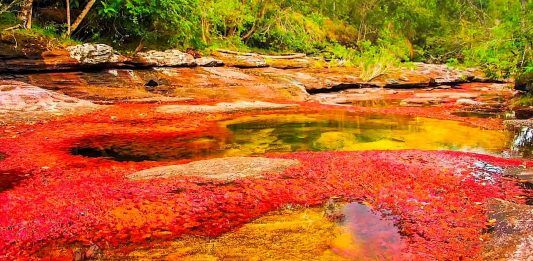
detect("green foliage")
(95, 0), (201, 48)
(513, 94), (533, 107)
(1, 0), (530, 78)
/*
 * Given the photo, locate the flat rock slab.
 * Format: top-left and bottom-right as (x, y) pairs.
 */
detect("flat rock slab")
(0, 80), (99, 124)
(157, 101), (298, 114)
(128, 157), (300, 181)
(0, 80), (97, 111)
(483, 199), (533, 260)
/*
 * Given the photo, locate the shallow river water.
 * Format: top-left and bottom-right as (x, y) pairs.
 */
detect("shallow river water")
(71, 112), (527, 162)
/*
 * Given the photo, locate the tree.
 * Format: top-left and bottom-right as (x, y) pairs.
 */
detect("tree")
(68, 0), (97, 36)
(18, 0), (33, 29)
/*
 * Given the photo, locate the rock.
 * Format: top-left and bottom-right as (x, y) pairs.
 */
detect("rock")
(157, 101), (298, 114)
(414, 92), (479, 99)
(144, 79), (159, 87)
(132, 50), (196, 67)
(195, 57), (224, 67)
(504, 119), (533, 129)
(483, 199), (533, 260)
(213, 51), (268, 68)
(456, 98), (484, 106)
(127, 157), (300, 181)
(67, 43), (122, 65)
(515, 108), (533, 119)
(400, 97), (443, 106)
(0, 80), (98, 124)
(266, 58), (311, 69)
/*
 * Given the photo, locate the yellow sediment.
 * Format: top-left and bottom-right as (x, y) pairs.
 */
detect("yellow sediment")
(125, 207), (354, 260)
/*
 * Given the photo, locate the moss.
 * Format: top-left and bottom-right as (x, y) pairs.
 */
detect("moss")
(512, 94), (533, 107)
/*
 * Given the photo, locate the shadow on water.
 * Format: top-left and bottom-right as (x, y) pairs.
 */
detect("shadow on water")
(332, 203), (404, 259)
(71, 134), (224, 162)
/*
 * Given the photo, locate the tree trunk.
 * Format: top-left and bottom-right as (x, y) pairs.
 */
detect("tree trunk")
(18, 0), (33, 29)
(66, 0), (71, 35)
(69, 0), (96, 36)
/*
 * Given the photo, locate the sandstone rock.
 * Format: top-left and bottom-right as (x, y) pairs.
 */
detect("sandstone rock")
(213, 51), (268, 68)
(127, 157), (300, 181)
(414, 92), (479, 99)
(0, 80), (98, 124)
(456, 98), (484, 106)
(483, 199), (533, 260)
(504, 119), (533, 129)
(157, 101), (298, 114)
(266, 58), (311, 69)
(132, 50), (196, 67)
(195, 57), (224, 67)
(67, 44), (122, 65)
(400, 97), (443, 106)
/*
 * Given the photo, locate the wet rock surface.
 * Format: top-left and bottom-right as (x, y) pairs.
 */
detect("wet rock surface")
(127, 157), (300, 181)
(0, 80), (98, 124)
(484, 199), (533, 260)
(194, 57), (224, 67)
(157, 101), (298, 114)
(212, 51), (268, 68)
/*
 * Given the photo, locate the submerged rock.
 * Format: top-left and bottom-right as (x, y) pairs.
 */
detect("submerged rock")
(157, 101), (298, 114)
(127, 157), (300, 181)
(400, 97), (443, 106)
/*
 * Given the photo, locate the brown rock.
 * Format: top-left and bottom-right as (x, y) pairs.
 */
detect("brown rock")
(400, 97), (443, 106)
(515, 108), (533, 119)
(0, 80), (98, 124)
(195, 57), (224, 67)
(127, 157), (300, 181)
(156, 101), (298, 114)
(213, 51), (268, 68)
(483, 199), (533, 260)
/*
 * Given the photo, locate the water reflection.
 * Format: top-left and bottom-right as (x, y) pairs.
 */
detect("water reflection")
(71, 113), (514, 162)
(332, 203), (404, 260)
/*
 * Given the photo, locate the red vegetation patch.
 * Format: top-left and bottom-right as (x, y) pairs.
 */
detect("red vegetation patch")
(0, 103), (529, 259)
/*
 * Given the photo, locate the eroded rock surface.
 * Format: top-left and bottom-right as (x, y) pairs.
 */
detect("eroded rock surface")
(213, 51), (268, 68)
(195, 57), (224, 67)
(0, 80), (98, 124)
(128, 157), (300, 181)
(132, 50), (196, 67)
(157, 101), (298, 114)
(67, 44), (123, 65)
(483, 199), (533, 260)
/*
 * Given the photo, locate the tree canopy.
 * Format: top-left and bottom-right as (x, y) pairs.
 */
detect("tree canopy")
(1, 0), (531, 77)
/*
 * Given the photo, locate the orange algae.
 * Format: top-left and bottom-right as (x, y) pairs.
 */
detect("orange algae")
(0, 102), (530, 259)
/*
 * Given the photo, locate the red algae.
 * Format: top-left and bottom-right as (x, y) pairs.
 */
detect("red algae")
(0, 102), (530, 259)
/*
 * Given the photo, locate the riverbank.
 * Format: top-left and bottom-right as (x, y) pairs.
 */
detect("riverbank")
(0, 44), (531, 260)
